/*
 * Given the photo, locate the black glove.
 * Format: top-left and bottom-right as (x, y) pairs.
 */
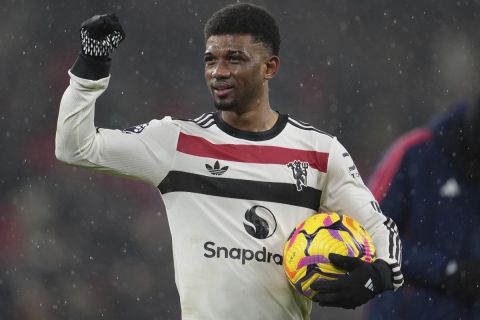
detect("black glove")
(443, 260), (480, 302)
(311, 253), (393, 309)
(71, 13), (125, 80)
(80, 13), (125, 59)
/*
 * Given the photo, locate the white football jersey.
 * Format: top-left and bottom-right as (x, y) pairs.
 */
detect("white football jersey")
(56, 72), (403, 320)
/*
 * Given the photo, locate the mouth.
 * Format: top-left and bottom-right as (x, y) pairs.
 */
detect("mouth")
(212, 83), (234, 98)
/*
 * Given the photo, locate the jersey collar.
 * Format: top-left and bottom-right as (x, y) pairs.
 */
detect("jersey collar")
(213, 111), (288, 141)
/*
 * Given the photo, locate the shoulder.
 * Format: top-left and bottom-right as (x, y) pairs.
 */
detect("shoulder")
(285, 115), (334, 138)
(284, 115), (337, 155)
(281, 115), (338, 158)
(121, 113), (217, 138)
(129, 113), (216, 132)
(170, 112), (216, 129)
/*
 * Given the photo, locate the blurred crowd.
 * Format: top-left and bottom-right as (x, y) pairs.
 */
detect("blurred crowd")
(1, 0), (480, 319)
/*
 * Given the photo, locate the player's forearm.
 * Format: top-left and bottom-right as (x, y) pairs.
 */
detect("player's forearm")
(322, 138), (404, 290)
(55, 72), (110, 166)
(368, 218), (403, 290)
(71, 53), (111, 80)
(56, 13), (124, 166)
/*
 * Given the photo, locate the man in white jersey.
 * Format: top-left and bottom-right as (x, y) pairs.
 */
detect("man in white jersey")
(55, 3), (403, 319)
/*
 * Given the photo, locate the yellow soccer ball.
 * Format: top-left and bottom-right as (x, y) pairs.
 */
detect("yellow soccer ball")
(283, 212), (376, 299)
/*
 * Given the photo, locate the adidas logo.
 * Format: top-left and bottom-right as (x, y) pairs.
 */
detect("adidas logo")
(206, 160), (229, 176)
(364, 278), (374, 292)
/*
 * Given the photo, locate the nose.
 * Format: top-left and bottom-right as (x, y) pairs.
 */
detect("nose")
(211, 61), (231, 79)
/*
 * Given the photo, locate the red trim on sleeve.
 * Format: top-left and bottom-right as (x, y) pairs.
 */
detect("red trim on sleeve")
(176, 132), (329, 172)
(368, 128), (433, 201)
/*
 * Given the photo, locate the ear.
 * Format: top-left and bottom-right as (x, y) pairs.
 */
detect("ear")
(264, 55), (280, 80)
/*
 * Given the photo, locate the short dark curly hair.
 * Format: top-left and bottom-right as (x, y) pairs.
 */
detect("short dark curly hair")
(204, 3), (281, 55)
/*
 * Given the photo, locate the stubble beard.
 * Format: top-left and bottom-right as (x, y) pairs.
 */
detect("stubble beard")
(213, 88), (260, 114)
(214, 99), (239, 112)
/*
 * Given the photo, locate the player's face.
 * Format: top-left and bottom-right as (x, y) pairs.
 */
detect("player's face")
(204, 34), (271, 113)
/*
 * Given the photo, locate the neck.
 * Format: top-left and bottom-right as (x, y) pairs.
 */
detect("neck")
(220, 84), (279, 131)
(220, 106), (279, 132)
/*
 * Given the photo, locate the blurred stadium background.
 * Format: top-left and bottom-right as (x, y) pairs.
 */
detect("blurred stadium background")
(1, 0), (479, 319)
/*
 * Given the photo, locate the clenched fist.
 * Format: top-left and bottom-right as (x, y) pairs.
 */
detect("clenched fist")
(80, 13), (125, 59)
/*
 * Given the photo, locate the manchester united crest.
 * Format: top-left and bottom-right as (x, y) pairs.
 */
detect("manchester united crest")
(287, 160), (309, 191)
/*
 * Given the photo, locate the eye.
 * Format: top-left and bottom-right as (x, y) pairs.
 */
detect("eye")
(204, 55), (216, 65)
(229, 54), (243, 63)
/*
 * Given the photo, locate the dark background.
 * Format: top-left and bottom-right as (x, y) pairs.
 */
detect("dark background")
(1, 0), (479, 319)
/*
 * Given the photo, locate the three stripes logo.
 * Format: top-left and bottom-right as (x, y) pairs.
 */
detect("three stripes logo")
(205, 160), (229, 176)
(370, 201), (382, 214)
(364, 278), (374, 292)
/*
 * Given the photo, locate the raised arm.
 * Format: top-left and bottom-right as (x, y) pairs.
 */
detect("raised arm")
(55, 14), (179, 186)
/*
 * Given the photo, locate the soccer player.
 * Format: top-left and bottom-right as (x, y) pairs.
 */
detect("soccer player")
(55, 4), (403, 319)
(366, 101), (480, 319)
